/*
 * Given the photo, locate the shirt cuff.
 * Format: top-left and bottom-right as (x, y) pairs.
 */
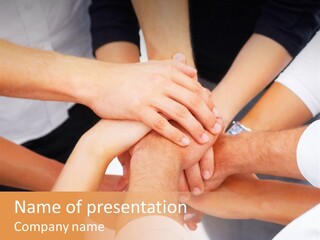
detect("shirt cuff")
(297, 120), (320, 188)
(115, 215), (190, 240)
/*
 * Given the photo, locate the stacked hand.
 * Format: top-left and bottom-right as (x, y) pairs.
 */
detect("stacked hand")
(83, 55), (220, 146)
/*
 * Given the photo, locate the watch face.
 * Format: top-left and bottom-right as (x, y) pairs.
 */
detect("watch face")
(226, 122), (247, 135)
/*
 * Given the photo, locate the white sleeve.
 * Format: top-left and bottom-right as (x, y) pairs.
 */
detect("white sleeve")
(273, 204), (320, 240)
(275, 31), (320, 117)
(115, 216), (191, 240)
(297, 120), (320, 188)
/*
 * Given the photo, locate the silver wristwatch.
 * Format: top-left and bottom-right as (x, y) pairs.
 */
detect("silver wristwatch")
(226, 121), (252, 135)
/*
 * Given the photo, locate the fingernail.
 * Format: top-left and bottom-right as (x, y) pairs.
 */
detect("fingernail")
(212, 122), (222, 134)
(184, 213), (196, 222)
(192, 188), (202, 196)
(200, 132), (209, 143)
(173, 53), (186, 62)
(180, 136), (190, 146)
(202, 170), (211, 180)
(213, 107), (222, 118)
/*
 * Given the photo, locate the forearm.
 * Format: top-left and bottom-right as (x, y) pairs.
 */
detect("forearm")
(132, 0), (194, 65)
(0, 138), (62, 191)
(253, 179), (320, 225)
(211, 34), (292, 126)
(0, 39), (110, 107)
(240, 83), (312, 131)
(230, 128), (306, 179)
(52, 139), (112, 191)
(129, 136), (181, 192)
(95, 41), (140, 63)
(190, 175), (320, 225)
(115, 134), (182, 230)
(53, 120), (150, 191)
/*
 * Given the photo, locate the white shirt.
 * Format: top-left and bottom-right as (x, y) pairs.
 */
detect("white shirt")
(297, 120), (320, 188)
(273, 121), (320, 240)
(275, 31), (320, 116)
(0, 0), (92, 143)
(272, 31), (320, 240)
(273, 204), (320, 240)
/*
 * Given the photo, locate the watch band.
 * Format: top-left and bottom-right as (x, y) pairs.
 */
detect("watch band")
(226, 121), (252, 136)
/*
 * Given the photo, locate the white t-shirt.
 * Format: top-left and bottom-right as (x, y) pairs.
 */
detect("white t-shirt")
(0, 0), (93, 143)
(273, 121), (320, 240)
(297, 120), (320, 188)
(275, 31), (320, 116)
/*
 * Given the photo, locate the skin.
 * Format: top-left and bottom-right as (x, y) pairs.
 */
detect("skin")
(185, 73), (318, 228)
(0, 39), (216, 147)
(117, 127), (217, 229)
(0, 137), (62, 191)
(50, 119), (215, 237)
(95, 1), (292, 193)
(96, 45), (223, 194)
(241, 82), (313, 131)
(0, 137), (123, 191)
(187, 174), (320, 225)
(131, 0), (194, 66)
(90, 1), (304, 230)
(211, 34), (292, 126)
(52, 120), (150, 191)
(205, 127), (307, 191)
(127, 2), (292, 127)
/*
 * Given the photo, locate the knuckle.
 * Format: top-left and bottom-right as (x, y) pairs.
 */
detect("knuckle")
(153, 117), (167, 131)
(176, 105), (189, 118)
(171, 59), (179, 68)
(170, 60), (181, 73)
(169, 129), (184, 143)
(192, 82), (203, 93)
(204, 113), (216, 127)
(151, 74), (165, 85)
(189, 94), (202, 108)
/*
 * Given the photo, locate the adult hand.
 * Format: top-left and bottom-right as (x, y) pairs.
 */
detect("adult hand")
(84, 58), (220, 147)
(182, 206), (203, 231)
(186, 174), (260, 220)
(98, 174), (126, 191)
(179, 112), (224, 195)
(203, 133), (246, 191)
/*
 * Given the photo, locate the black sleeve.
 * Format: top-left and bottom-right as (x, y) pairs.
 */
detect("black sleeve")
(254, 0), (320, 57)
(89, 0), (140, 53)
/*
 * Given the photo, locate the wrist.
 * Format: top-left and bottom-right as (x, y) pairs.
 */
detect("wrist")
(223, 122), (253, 175)
(58, 55), (114, 110)
(236, 133), (259, 174)
(75, 131), (113, 168)
(33, 159), (63, 191)
(44, 52), (85, 103)
(46, 160), (63, 189)
(223, 133), (255, 175)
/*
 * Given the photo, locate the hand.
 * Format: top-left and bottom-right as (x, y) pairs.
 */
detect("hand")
(186, 174), (260, 220)
(131, 125), (218, 170)
(183, 206), (203, 231)
(179, 112), (224, 195)
(203, 133), (244, 191)
(126, 121), (221, 194)
(98, 174), (126, 191)
(84, 58), (220, 146)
